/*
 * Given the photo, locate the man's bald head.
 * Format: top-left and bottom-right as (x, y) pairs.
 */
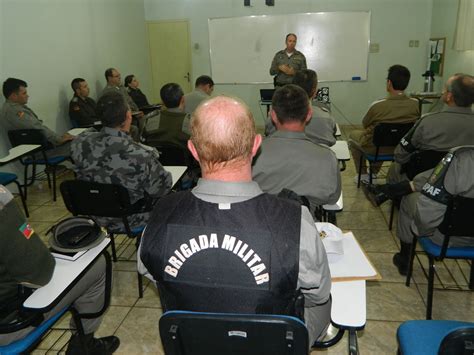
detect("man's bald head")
(447, 74), (474, 107)
(190, 96), (256, 172)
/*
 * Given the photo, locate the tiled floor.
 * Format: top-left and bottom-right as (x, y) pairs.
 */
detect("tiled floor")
(15, 125), (472, 354)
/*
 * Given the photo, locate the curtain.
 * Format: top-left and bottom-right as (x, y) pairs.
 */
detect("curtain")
(454, 0), (474, 50)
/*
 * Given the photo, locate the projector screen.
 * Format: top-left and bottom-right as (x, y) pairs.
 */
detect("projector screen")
(209, 12), (371, 84)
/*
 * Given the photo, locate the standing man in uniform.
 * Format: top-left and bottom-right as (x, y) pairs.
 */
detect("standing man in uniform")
(183, 75), (214, 115)
(1, 78), (74, 158)
(69, 78), (99, 128)
(71, 92), (172, 232)
(348, 65), (419, 183)
(253, 84), (341, 214)
(270, 33), (307, 87)
(138, 95), (331, 346)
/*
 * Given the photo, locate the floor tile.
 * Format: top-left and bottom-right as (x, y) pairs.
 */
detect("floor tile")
(337, 211), (387, 231)
(110, 270), (149, 306)
(352, 229), (399, 253)
(366, 282), (425, 322)
(135, 283), (162, 309)
(114, 307), (164, 354)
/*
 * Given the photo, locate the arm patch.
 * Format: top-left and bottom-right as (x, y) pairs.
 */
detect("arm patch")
(420, 153), (453, 205)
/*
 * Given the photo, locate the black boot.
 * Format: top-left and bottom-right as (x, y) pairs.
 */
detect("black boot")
(362, 181), (413, 207)
(66, 333), (120, 355)
(393, 241), (412, 276)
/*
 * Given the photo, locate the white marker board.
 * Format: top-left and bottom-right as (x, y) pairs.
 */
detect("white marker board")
(209, 12), (371, 84)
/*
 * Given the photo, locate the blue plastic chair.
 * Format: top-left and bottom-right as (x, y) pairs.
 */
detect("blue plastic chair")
(406, 196), (474, 319)
(8, 129), (68, 202)
(159, 310), (309, 355)
(397, 320), (474, 355)
(0, 307), (68, 354)
(0, 172), (29, 217)
(356, 122), (414, 187)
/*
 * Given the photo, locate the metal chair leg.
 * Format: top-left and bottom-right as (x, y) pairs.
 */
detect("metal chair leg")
(138, 272), (144, 298)
(14, 180), (29, 217)
(357, 156), (363, 188)
(389, 202), (395, 231)
(109, 234), (117, 262)
(405, 236), (417, 287)
(52, 166), (57, 201)
(426, 256), (435, 320)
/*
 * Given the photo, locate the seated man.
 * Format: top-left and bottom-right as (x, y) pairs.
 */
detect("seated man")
(365, 74), (474, 206)
(71, 92), (172, 232)
(348, 65), (419, 183)
(101, 68), (144, 140)
(124, 74), (150, 109)
(374, 75), (474, 275)
(265, 69), (337, 147)
(138, 95), (331, 346)
(69, 78), (99, 128)
(0, 185), (119, 354)
(394, 146), (474, 276)
(386, 73), (474, 185)
(183, 75), (214, 114)
(1, 78), (74, 158)
(253, 84), (341, 213)
(144, 83), (190, 150)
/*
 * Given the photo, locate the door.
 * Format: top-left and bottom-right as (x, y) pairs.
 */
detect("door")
(147, 20), (192, 104)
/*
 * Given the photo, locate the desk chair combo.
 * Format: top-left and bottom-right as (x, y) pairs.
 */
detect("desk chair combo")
(8, 129), (70, 202)
(0, 251), (113, 354)
(355, 122), (414, 188)
(60, 180), (148, 298)
(397, 320), (474, 355)
(405, 196), (474, 319)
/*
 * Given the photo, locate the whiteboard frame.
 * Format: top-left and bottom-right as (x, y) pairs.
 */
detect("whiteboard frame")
(208, 11), (371, 85)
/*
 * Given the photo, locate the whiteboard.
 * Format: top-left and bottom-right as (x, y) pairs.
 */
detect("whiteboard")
(209, 12), (371, 84)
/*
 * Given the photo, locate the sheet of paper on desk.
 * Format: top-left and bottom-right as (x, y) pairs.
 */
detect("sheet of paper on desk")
(329, 232), (380, 281)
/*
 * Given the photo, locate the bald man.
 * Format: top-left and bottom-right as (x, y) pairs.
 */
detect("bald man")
(138, 96), (331, 346)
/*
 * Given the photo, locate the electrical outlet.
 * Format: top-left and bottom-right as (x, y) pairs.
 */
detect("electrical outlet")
(414, 40), (419, 47)
(409, 40), (414, 47)
(369, 43), (379, 53)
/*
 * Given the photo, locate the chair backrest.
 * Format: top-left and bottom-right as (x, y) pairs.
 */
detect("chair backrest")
(60, 180), (132, 218)
(372, 122), (415, 148)
(402, 150), (448, 180)
(260, 89), (275, 102)
(8, 129), (48, 148)
(159, 311), (309, 355)
(154, 142), (191, 166)
(437, 196), (474, 258)
(438, 327), (474, 355)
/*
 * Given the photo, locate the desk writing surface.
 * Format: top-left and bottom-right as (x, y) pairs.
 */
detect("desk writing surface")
(331, 280), (366, 328)
(67, 128), (88, 136)
(323, 193), (343, 211)
(164, 166), (187, 186)
(330, 141), (350, 161)
(328, 232), (380, 281)
(0, 144), (41, 165)
(23, 238), (110, 310)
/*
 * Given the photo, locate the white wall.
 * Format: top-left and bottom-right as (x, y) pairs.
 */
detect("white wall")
(144, 0), (433, 126)
(0, 0), (151, 172)
(431, 0), (474, 91)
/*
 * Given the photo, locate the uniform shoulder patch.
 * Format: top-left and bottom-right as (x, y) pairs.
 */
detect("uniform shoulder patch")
(17, 111), (25, 118)
(72, 97), (79, 103)
(19, 222), (35, 239)
(420, 152), (453, 205)
(72, 105), (80, 111)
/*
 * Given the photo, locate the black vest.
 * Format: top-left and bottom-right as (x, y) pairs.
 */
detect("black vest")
(141, 191), (301, 316)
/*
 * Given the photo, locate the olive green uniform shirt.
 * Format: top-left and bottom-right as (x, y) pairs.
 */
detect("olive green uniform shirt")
(269, 50), (307, 86)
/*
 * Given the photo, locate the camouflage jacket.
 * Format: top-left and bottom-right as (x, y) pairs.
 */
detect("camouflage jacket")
(71, 127), (172, 231)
